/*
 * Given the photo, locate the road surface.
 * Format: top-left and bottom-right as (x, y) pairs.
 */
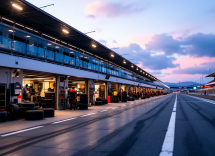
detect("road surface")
(0, 94), (215, 156)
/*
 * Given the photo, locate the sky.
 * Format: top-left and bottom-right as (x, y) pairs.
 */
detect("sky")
(27, 0), (215, 84)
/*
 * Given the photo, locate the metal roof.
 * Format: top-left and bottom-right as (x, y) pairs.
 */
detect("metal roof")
(206, 72), (215, 77)
(0, 0), (167, 86)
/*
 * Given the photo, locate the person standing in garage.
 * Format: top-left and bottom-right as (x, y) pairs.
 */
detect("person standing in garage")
(70, 87), (77, 110)
(23, 84), (28, 101)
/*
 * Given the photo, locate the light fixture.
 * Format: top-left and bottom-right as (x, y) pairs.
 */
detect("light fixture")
(123, 61), (126, 64)
(62, 29), (69, 34)
(26, 35), (31, 38)
(70, 52), (74, 53)
(55, 46), (60, 48)
(12, 4), (23, 10)
(8, 30), (14, 33)
(136, 68), (138, 70)
(131, 65), (134, 68)
(111, 54), (114, 57)
(140, 70), (142, 72)
(47, 43), (52, 46)
(92, 44), (96, 48)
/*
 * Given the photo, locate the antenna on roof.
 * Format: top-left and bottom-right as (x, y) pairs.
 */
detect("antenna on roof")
(40, 4), (54, 10)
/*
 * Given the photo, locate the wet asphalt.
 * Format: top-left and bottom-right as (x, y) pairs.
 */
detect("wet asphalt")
(0, 94), (215, 156)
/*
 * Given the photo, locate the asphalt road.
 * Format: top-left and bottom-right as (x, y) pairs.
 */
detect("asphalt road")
(1, 94), (215, 156)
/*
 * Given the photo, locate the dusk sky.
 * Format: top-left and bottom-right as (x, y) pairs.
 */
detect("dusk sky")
(27, 0), (215, 84)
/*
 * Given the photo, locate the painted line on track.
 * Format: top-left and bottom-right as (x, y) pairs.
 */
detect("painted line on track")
(52, 118), (76, 124)
(160, 94), (177, 156)
(186, 95), (215, 104)
(1, 126), (44, 137)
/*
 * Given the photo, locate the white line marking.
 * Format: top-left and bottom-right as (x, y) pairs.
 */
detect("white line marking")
(186, 95), (215, 104)
(52, 118), (76, 124)
(100, 110), (108, 112)
(160, 95), (177, 156)
(1, 126), (44, 137)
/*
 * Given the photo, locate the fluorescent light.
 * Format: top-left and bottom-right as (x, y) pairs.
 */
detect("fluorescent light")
(92, 44), (96, 48)
(47, 43), (52, 46)
(70, 52), (74, 53)
(62, 29), (69, 34)
(12, 4), (23, 10)
(26, 36), (31, 38)
(8, 30), (14, 32)
(55, 46), (60, 48)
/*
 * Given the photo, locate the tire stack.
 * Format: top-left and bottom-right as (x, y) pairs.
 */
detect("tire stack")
(42, 99), (53, 108)
(18, 102), (35, 118)
(6, 104), (20, 119)
(122, 91), (127, 102)
(79, 94), (88, 110)
(113, 97), (119, 103)
(0, 111), (7, 122)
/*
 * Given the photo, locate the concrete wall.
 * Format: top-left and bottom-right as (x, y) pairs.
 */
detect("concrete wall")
(0, 67), (23, 103)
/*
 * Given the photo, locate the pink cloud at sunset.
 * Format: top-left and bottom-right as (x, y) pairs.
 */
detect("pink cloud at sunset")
(85, 0), (146, 18)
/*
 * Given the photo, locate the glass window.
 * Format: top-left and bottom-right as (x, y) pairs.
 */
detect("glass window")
(27, 36), (38, 56)
(63, 48), (70, 64)
(55, 45), (64, 63)
(76, 53), (82, 67)
(69, 50), (75, 65)
(82, 55), (88, 69)
(13, 30), (26, 53)
(37, 38), (46, 58)
(0, 25), (12, 50)
(46, 42), (55, 60)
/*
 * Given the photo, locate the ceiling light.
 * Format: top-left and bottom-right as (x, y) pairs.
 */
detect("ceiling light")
(55, 46), (60, 48)
(70, 52), (74, 53)
(62, 29), (69, 34)
(47, 43), (52, 46)
(92, 44), (96, 48)
(8, 30), (14, 32)
(123, 61), (126, 64)
(136, 68), (138, 70)
(111, 54), (114, 57)
(131, 65), (134, 68)
(12, 4), (23, 10)
(26, 35), (31, 38)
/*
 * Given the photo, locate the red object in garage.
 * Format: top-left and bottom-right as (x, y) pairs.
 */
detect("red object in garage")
(108, 96), (111, 103)
(17, 95), (21, 99)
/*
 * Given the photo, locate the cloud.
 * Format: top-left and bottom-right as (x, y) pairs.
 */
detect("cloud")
(117, 43), (180, 70)
(145, 33), (215, 58)
(183, 33), (215, 57)
(86, 14), (96, 19)
(86, 0), (146, 18)
(98, 39), (107, 45)
(146, 34), (182, 56)
(173, 61), (215, 75)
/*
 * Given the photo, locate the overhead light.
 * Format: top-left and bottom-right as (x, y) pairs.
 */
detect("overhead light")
(47, 43), (52, 46)
(140, 70), (142, 72)
(131, 65), (134, 68)
(26, 36), (31, 38)
(136, 68), (138, 70)
(70, 52), (74, 53)
(67, 76), (70, 77)
(111, 54), (114, 57)
(62, 29), (69, 34)
(146, 74), (148, 75)
(8, 30), (15, 32)
(92, 44), (96, 48)
(12, 4), (23, 10)
(123, 61), (126, 64)
(55, 46), (60, 48)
